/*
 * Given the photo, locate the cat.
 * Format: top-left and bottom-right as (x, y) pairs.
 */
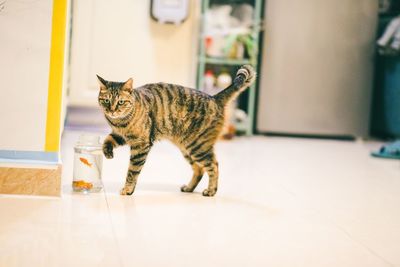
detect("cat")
(97, 65), (256, 196)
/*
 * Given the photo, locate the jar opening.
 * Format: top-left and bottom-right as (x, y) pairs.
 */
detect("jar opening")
(77, 134), (101, 146)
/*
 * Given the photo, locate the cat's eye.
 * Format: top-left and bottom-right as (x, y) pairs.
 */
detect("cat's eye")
(118, 100), (125, 105)
(103, 99), (110, 104)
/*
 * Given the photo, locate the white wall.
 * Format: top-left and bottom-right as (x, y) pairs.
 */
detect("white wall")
(0, 0), (53, 151)
(69, 0), (200, 107)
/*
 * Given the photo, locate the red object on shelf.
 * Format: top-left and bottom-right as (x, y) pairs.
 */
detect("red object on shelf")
(205, 36), (212, 49)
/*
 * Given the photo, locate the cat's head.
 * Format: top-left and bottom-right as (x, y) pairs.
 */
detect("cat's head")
(97, 75), (134, 120)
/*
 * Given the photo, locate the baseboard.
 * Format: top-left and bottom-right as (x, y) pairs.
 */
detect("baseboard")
(0, 164), (62, 197)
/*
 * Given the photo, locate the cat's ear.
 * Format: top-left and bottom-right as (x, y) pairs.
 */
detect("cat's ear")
(122, 78), (133, 93)
(96, 74), (108, 89)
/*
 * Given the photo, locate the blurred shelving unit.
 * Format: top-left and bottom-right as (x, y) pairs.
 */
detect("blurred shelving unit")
(196, 0), (263, 135)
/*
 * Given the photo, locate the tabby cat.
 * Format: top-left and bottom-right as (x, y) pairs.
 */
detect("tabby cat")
(97, 65), (256, 196)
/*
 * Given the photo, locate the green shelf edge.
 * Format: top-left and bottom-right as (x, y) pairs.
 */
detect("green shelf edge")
(199, 57), (251, 66)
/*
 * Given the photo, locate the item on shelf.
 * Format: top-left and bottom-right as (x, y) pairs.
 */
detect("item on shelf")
(234, 108), (249, 126)
(204, 4), (253, 59)
(221, 107), (250, 138)
(216, 70), (232, 92)
(221, 124), (236, 140)
(223, 34), (243, 59)
(204, 4), (254, 36)
(203, 70), (216, 95)
(377, 15), (400, 55)
(235, 41), (245, 59)
(204, 5), (238, 35)
(231, 4), (254, 28)
(379, 0), (392, 14)
(205, 36), (213, 53)
(205, 36), (226, 58)
(238, 34), (257, 62)
(223, 34), (256, 61)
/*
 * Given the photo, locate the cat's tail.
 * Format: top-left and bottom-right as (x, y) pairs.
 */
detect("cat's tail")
(214, 65), (256, 106)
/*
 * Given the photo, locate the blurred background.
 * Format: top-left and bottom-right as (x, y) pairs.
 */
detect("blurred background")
(64, 0), (400, 142)
(1, 1), (400, 266)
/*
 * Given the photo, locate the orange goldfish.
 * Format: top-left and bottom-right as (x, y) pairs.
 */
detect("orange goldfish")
(79, 157), (92, 167)
(73, 180), (93, 190)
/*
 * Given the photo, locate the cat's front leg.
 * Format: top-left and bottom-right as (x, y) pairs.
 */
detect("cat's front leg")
(120, 142), (152, 195)
(103, 133), (126, 159)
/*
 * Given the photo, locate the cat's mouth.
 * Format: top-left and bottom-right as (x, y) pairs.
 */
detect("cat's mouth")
(106, 112), (123, 119)
(106, 110), (132, 121)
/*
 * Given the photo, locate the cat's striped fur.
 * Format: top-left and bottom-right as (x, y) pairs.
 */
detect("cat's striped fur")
(97, 65), (256, 196)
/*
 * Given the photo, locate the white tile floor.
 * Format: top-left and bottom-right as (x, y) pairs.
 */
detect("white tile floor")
(1, 129), (400, 267)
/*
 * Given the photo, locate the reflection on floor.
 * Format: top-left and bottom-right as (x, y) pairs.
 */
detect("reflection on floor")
(1, 129), (400, 267)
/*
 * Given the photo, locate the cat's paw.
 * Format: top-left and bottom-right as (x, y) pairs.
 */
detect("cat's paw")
(120, 185), (134, 195)
(103, 142), (114, 159)
(180, 185), (194, 193)
(202, 188), (217, 197)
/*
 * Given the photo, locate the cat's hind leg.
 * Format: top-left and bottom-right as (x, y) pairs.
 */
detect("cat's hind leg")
(180, 153), (204, 193)
(192, 149), (218, 197)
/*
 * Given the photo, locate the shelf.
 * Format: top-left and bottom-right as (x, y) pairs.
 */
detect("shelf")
(197, 0), (263, 135)
(200, 57), (251, 66)
(210, 0), (255, 4)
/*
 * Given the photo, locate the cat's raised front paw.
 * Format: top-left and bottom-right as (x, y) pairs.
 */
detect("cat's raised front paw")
(202, 188), (217, 197)
(180, 184), (194, 193)
(103, 142), (114, 159)
(120, 185), (134, 195)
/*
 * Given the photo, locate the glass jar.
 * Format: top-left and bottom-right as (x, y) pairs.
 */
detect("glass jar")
(72, 134), (103, 193)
